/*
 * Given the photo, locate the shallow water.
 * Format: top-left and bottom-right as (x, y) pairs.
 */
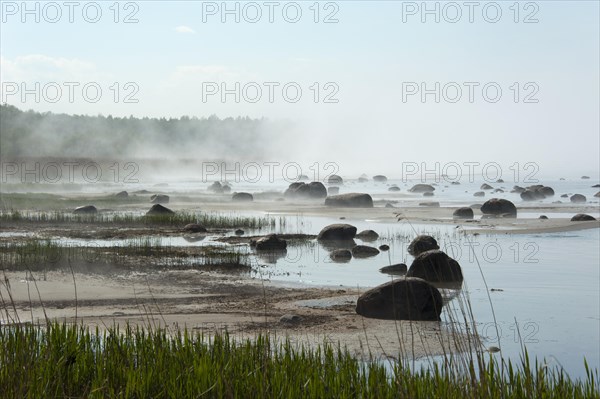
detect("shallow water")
(37, 209), (600, 378)
(3, 177), (599, 378)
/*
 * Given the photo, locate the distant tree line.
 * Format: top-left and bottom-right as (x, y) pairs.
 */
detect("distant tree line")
(0, 104), (276, 160)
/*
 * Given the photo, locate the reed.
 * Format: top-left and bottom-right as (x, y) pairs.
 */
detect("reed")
(0, 322), (596, 398)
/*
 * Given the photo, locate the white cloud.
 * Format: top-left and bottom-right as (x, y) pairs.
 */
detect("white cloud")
(0, 54), (98, 82)
(174, 25), (196, 34)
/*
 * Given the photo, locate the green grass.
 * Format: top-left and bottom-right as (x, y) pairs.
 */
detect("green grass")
(0, 210), (278, 229)
(0, 239), (250, 272)
(0, 322), (597, 398)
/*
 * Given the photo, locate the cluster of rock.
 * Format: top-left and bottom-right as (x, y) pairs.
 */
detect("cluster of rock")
(514, 185), (555, 201)
(356, 235), (463, 321)
(208, 182), (231, 194)
(316, 224), (381, 263)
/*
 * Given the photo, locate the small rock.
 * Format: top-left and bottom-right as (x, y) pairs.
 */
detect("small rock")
(408, 184), (435, 193)
(279, 314), (302, 324)
(146, 204), (175, 215)
(408, 235), (439, 257)
(453, 207), (474, 220)
(330, 249), (352, 262)
(254, 234), (287, 250)
(351, 245), (380, 258)
(73, 205), (97, 214)
(570, 194), (587, 203)
(232, 192), (253, 202)
(328, 175), (343, 185)
(317, 224), (357, 240)
(150, 194), (170, 204)
(571, 214), (596, 222)
(379, 263), (407, 275)
(183, 223), (207, 233)
(356, 230), (379, 241)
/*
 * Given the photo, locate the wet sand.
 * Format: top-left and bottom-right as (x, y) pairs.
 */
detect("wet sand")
(2, 269), (466, 359)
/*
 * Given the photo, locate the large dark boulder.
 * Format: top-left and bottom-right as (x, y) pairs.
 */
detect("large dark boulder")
(73, 205), (97, 214)
(373, 175), (388, 183)
(481, 183), (494, 190)
(325, 193), (373, 208)
(511, 186), (526, 193)
(253, 234), (287, 250)
(481, 198), (517, 217)
(408, 235), (439, 257)
(407, 250), (463, 283)
(150, 194), (170, 204)
(328, 175), (343, 185)
(317, 224), (357, 240)
(409, 184), (435, 193)
(232, 192), (253, 202)
(453, 207), (474, 220)
(146, 204), (175, 215)
(570, 194), (587, 203)
(351, 245), (380, 258)
(284, 182), (327, 199)
(356, 278), (443, 321)
(571, 214), (596, 222)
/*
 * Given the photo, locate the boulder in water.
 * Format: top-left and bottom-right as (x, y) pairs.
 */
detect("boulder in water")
(356, 277), (443, 321)
(317, 224), (357, 240)
(325, 193), (373, 208)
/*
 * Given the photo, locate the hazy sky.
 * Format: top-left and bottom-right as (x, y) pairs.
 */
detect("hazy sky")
(1, 1), (599, 177)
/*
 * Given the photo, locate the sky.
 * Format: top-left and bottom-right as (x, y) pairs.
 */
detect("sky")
(1, 1), (599, 177)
